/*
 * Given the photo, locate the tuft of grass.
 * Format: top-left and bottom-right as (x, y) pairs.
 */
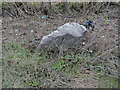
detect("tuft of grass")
(53, 60), (68, 71)
(87, 16), (95, 20)
(104, 20), (109, 25)
(104, 16), (109, 20)
(3, 42), (47, 61)
(26, 80), (38, 87)
(76, 71), (81, 76)
(104, 15), (109, 25)
(99, 76), (118, 88)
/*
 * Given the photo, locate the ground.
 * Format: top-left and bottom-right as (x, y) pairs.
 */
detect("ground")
(2, 6), (119, 88)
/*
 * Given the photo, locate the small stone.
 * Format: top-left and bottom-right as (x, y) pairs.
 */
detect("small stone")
(82, 42), (85, 45)
(89, 50), (93, 53)
(15, 29), (19, 32)
(101, 36), (105, 38)
(31, 30), (34, 33)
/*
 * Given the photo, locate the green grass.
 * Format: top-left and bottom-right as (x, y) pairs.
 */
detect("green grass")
(111, 47), (119, 56)
(99, 76), (118, 88)
(3, 41), (118, 88)
(104, 15), (109, 25)
(104, 16), (109, 20)
(53, 53), (91, 71)
(53, 60), (68, 71)
(76, 71), (81, 76)
(64, 70), (72, 76)
(3, 42), (47, 60)
(104, 20), (109, 25)
(87, 16), (95, 20)
(53, 53), (93, 78)
(2, 42), (48, 88)
(26, 80), (39, 87)
(88, 61), (105, 73)
(27, 2), (40, 6)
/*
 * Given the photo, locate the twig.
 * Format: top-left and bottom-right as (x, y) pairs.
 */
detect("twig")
(91, 46), (118, 62)
(79, 46), (118, 68)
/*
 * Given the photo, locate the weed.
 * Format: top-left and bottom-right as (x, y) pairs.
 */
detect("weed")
(53, 60), (68, 71)
(26, 80), (38, 87)
(76, 71), (81, 76)
(104, 20), (109, 25)
(104, 16), (109, 20)
(103, 15), (109, 25)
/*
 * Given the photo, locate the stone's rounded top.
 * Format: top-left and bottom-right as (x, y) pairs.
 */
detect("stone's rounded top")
(57, 22), (87, 37)
(37, 21), (94, 50)
(39, 22), (88, 46)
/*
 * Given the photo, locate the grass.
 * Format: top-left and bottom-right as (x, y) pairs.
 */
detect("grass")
(87, 16), (95, 20)
(104, 15), (109, 25)
(53, 60), (68, 71)
(13, 24), (24, 28)
(26, 80), (39, 87)
(111, 47), (119, 56)
(76, 71), (81, 76)
(2, 30), (118, 88)
(87, 60), (106, 73)
(2, 42), (48, 88)
(1, 2), (119, 88)
(27, 2), (40, 6)
(64, 70), (72, 76)
(104, 20), (109, 25)
(3, 42), (48, 60)
(53, 53), (93, 78)
(2, 6), (119, 87)
(99, 76), (118, 88)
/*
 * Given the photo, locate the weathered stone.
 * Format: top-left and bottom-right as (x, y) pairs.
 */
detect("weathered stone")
(37, 22), (92, 52)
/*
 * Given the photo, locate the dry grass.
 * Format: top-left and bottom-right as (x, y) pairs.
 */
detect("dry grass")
(2, 2), (119, 88)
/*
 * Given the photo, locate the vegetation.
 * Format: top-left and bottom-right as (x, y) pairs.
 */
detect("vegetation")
(2, 2), (120, 88)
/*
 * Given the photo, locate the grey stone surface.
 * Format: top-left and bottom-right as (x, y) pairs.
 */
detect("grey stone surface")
(37, 22), (88, 51)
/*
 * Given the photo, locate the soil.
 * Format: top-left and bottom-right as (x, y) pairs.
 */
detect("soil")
(2, 7), (119, 88)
